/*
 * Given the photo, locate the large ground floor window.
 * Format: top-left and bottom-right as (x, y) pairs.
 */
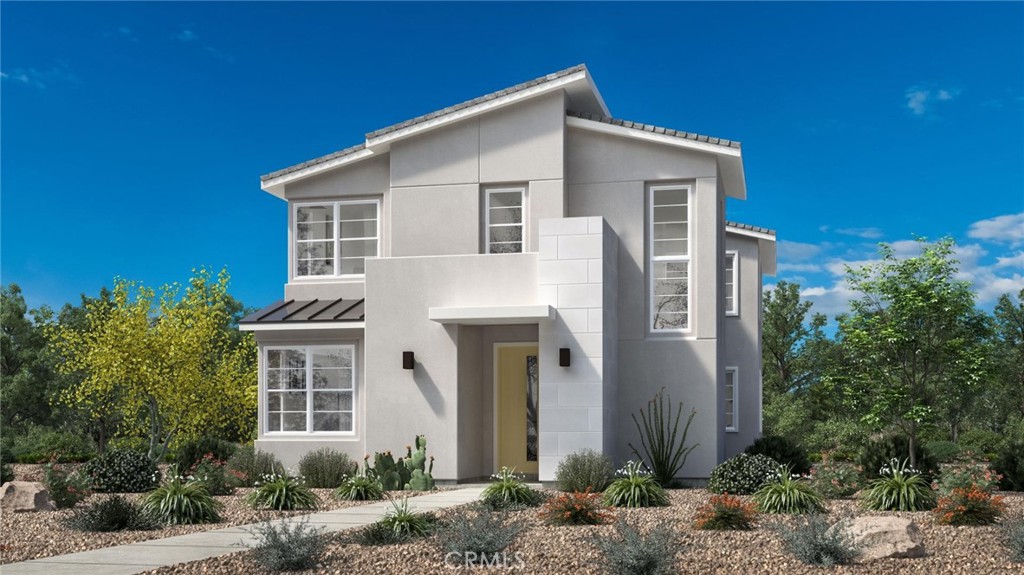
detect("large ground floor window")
(265, 345), (355, 434)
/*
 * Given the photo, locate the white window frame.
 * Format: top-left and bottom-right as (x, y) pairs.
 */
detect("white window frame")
(263, 344), (356, 436)
(725, 250), (739, 317)
(648, 184), (693, 334)
(725, 366), (738, 433)
(484, 186), (527, 254)
(293, 199), (380, 279)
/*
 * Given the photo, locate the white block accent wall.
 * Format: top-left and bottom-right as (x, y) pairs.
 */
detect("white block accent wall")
(537, 216), (618, 481)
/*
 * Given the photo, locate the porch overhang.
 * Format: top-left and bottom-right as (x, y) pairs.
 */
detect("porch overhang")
(238, 298), (366, 331)
(428, 304), (554, 325)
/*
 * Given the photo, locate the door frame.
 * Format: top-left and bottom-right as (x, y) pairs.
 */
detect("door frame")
(492, 342), (539, 474)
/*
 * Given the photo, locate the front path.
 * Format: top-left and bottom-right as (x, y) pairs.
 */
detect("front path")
(2, 486), (487, 575)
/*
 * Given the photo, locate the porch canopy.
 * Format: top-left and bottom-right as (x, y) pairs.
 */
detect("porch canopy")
(239, 298), (366, 331)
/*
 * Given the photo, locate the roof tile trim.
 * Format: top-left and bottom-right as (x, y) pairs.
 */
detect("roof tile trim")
(566, 110), (741, 150)
(261, 64), (588, 182)
(725, 220), (775, 236)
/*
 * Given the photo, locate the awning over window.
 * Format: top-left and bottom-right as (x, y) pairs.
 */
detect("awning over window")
(239, 299), (365, 331)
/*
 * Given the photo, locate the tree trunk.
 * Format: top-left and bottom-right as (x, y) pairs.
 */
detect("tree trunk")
(908, 422), (918, 469)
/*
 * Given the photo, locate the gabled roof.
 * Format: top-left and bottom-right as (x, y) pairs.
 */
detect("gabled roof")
(725, 220), (774, 237)
(566, 110), (740, 150)
(260, 64), (608, 194)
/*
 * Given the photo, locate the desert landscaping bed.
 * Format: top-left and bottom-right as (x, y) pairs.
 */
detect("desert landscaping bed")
(2, 463), (435, 565)
(142, 489), (1024, 575)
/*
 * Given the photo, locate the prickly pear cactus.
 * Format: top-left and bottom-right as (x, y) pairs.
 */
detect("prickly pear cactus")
(404, 435), (428, 474)
(372, 451), (402, 491)
(406, 468), (435, 491)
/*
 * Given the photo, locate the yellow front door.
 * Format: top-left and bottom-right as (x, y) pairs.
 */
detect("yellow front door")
(496, 345), (539, 475)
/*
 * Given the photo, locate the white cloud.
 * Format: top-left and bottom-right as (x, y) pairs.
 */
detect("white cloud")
(996, 252), (1024, 268)
(905, 85), (959, 117)
(777, 240), (822, 262)
(835, 227), (884, 239)
(777, 263), (823, 273)
(799, 282), (860, 318)
(176, 29), (198, 42)
(118, 26), (132, 35)
(968, 213), (1024, 247)
(0, 66), (79, 89)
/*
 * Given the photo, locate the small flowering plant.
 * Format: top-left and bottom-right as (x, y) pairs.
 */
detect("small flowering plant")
(693, 494), (757, 530)
(246, 472), (319, 511)
(602, 460), (668, 508)
(933, 463), (1002, 496)
(809, 452), (864, 498)
(754, 465), (825, 514)
(933, 485), (1005, 525)
(539, 488), (613, 526)
(43, 459), (92, 509)
(861, 458), (936, 512)
(481, 466), (543, 509)
(188, 453), (234, 495)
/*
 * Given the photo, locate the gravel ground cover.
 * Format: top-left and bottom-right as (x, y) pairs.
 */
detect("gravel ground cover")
(1, 465), (431, 564)
(143, 489), (1024, 575)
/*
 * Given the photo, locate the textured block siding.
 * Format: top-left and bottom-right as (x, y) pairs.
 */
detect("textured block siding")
(537, 216), (617, 481)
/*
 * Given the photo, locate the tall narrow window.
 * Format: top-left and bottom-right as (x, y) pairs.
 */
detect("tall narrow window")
(650, 185), (691, 331)
(724, 367), (738, 432)
(295, 200), (379, 278)
(725, 251), (738, 316)
(486, 187), (524, 253)
(265, 346), (355, 434)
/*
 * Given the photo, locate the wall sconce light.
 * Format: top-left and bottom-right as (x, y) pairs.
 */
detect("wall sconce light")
(559, 347), (571, 367)
(403, 351), (415, 370)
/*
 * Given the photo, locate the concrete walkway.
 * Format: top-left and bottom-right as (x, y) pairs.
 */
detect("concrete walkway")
(2, 485), (488, 575)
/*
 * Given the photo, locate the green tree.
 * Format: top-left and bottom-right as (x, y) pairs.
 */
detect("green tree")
(992, 289), (1024, 421)
(1, 284), (55, 432)
(836, 238), (989, 466)
(48, 268), (257, 461)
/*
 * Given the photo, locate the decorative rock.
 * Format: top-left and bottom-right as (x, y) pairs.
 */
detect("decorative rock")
(0, 481), (56, 512)
(842, 516), (926, 561)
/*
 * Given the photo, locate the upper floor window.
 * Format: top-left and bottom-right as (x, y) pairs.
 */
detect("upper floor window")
(295, 200), (379, 278)
(725, 251), (738, 316)
(649, 185), (691, 332)
(486, 187), (525, 254)
(265, 345), (355, 434)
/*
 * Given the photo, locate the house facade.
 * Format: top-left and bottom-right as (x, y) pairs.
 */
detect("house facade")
(241, 65), (776, 482)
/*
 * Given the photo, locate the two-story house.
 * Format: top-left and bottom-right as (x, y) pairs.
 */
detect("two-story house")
(240, 64), (776, 482)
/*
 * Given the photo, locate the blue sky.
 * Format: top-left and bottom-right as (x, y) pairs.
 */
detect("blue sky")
(3, 2), (1023, 318)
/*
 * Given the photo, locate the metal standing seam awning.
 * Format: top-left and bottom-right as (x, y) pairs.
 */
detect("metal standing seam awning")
(238, 298), (366, 331)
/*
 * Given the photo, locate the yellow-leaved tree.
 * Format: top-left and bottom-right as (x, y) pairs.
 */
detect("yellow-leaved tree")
(48, 268), (256, 461)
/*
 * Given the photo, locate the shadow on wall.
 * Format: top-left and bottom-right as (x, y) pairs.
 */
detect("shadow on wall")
(413, 363), (446, 417)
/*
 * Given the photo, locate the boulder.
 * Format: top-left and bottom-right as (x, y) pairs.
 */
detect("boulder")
(0, 481), (56, 512)
(841, 516), (926, 562)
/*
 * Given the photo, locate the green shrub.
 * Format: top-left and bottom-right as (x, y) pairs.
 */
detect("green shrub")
(64, 495), (161, 532)
(246, 474), (318, 511)
(354, 520), (411, 546)
(481, 467), (543, 510)
(693, 494), (757, 530)
(296, 447), (357, 489)
(628, 390), (699, 486)
(773, 515), (860, 566)
(555, 449), (615, 493)
(377, 497), (436, 538)
(924, 440), (962, 463)
(334, 473), (384, 501)
(594, 518), (681, 575)
(861, 458), (936, 511)
(43, 462), (91, 509)
(227, 445), (284, 487)
(958, 428), (1004, 456)
(708, 453), (780, 495)
(142, 476), (222, 525)
(188, 454), (234, 495)
(995, 439), (1024, 491)
(437, 503), (524, 566)
(933, 486), (1004, 526)
(174, 437), (237, 470)
(246, 517), (326, 572)
(1001, 519), (1024, 563)
(935, 462), (1002, 495)
(809, 453), (864, 498)
(84, 449), (160, 493)
(753, 466), (825, 514)
(857, 434), (938, 480)
(539, 489), (612, 526)
(1, 462), (14, 484)
(603, 460), (669, 508)
(11, 427), (95, 463)
(745, 436), (811, 475)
